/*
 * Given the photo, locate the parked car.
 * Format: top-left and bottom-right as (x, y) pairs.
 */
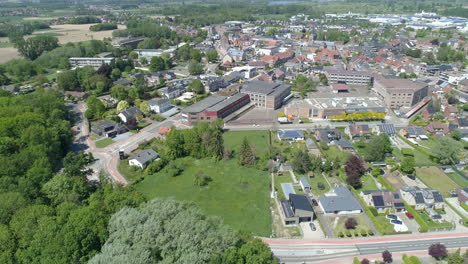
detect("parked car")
(309, 222), (316, 231)
(405, 212), (414, 219)
(432, 215), (442, 220)
(311, 199), (318, 206)
(386, 214), (397, 220)
(390, 220), (403, 225)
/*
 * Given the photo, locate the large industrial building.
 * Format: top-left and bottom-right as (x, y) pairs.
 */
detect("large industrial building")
(241, 80), (292, 110)
(324, 70), (373, 85)
(373, 75), (428, 109)
(181, 93), (250, 125)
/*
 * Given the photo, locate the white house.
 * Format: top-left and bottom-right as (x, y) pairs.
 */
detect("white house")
(148, 98), (172, 113)
(128, 149), (159, 169)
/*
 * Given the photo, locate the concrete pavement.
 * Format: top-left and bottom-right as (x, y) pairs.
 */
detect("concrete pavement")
(264, 232), (468, 264)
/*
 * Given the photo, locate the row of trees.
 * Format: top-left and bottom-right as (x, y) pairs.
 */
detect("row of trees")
(329, 112), (386, 121)
(89, 23), (118, 31)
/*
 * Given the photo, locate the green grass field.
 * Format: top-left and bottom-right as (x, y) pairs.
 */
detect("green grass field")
(375, 216), (395, 234)
(332, 215), (370, 236)
(224, 130), (270, 157)
(446, 172), (468, 187)
(118, 160), (145, 182)
(304, 173), (330, 196)
(95, 137), (115, 148)
(324, 146), (351, 166)
(136, 157), (272, 236)
(416, 167), (461, 197)
(0, 42), (13, 48)
(359, 174), (379, 191)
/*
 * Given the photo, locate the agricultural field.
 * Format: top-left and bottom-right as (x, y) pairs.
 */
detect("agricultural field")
(415, 167), (461, 197)
(0, 24), (125, 64)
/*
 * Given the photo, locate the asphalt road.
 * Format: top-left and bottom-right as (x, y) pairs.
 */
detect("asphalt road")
(266, 233), (468, 264)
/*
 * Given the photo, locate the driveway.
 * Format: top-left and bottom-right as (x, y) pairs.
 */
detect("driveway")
(396, 212), (420, 233)
(300, 220), (325, 239)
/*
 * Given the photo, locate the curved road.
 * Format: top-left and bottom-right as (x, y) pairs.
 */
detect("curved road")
(264, 232), (468, 264)
(71, 102), (181, 185)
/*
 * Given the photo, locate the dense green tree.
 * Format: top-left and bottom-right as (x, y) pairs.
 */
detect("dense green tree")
(85, 96), (106, 120)
(76, 66), (97, 90)
(451, 130), (462, 141)
(189, 79), (205, 94)
(89, 198), (240, 264)
(111, 85), (129, 101)
(188, 60), (204, 75)
(210, 238), (277, 264)
(434, 136), (463, 165)
(0, 192), (28, 225)
(116, 100), (129, 113)
(15, 36), (59, 60)
(364, 134), (392, 162)
(206, 49), (219, 62)
(137, 37), (160, 49)
(400, 157), (415, 175)
(149, 56), (167, 72)
(239, 137), (256, 167)
(293, 74), (317, 97)
(111, 68), (121, 79)
(292, 149), (311, 174)
(57, 70), (79, 91)
(139, 101), (151, 115)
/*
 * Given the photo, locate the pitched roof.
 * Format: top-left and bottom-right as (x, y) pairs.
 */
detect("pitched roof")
(129, 149), (158, 165)
(378, 124), (397, 135)
(120, 106), (142, 120)
(319, 187), (362, 212)
(299, 177), (310, 188)
(290, 194), (313, 212)
(278, 130), (304, 139)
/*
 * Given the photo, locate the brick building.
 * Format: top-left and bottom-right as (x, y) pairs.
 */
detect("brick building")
(181, 93), (250, 125)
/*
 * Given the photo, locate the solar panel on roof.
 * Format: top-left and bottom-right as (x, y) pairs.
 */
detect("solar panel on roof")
(393, 193), (400, 199)
(415, 192), (425, 204)
(281, 200), (295, 218)
(416, 127), (424, 134)
(432, 191), (444, 203)
(372, 195), (385, 207)
(408, 127), (415, 134)
(394, 202), (405, 208)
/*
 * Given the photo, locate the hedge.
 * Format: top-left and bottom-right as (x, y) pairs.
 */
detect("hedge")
(462, 202), (468, 212)
(401, 148), (414, 157)
(404, 202), (429, 232)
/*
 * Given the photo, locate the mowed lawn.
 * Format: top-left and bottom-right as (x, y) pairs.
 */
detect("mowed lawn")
(136, 157), (272, 236)
(416, 167), (461, 197)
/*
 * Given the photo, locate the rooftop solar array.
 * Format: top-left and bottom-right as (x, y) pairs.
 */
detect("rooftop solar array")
(281, 200), (295, 218)
(414, 192), (425, 204)
(372, 195), (385, 207)
(432, 191), (444, 203)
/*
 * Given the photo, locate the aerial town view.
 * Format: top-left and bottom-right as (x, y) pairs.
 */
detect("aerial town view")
(0, 0), (467, 263)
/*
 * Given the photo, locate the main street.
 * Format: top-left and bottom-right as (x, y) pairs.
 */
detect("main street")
(264, 232), (468, 264)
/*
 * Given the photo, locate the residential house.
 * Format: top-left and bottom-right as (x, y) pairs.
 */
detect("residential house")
(444, 105), (458, 120)
(277, 130), (305, 142)
(118, 106), (143, 124)
(0, 85), (19, 95)
(281, 194), (314, 225)
(128, 149), (159, 169)
(361, 190), (405, 213)
(91, 120), (127, 138)
(426, 122), (450, 137)
(345, 124), (371, 140)
(399, 126), (426, 139)
(421, 105), (437, 120)
(318, 187), (363, 215)
(148, 98), (172, 113)
(372, 124), (397, 137)
(227, 48), (245, 62)
(314, 128), (341, 143)
(161, 87), (184, 99)
(400, 186), (444, 210)
(114, 78), (133, 87)
(330, 139), (355, 152)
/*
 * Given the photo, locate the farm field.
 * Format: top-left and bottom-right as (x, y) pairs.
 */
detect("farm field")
(415, 167), (461, 197)
(0, 24), (125, 64)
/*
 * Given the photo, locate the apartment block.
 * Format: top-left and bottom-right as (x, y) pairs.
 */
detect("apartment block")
(373, 75), (428, 109)
(324, 70), (372, 85)
(241, 80), (291, 110)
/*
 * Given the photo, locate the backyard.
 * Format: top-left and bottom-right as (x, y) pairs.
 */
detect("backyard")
(323, 145), (351, 166)
(415, 167), (461, 197)
(135, 157), (272, 236)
